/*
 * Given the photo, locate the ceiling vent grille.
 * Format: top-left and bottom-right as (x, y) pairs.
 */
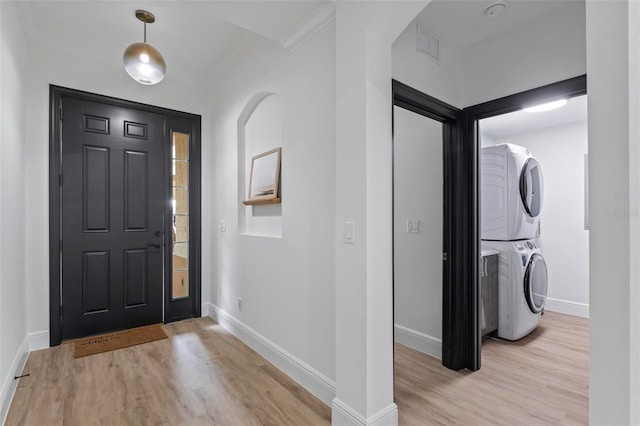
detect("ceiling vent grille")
(416, 24), (440, 63)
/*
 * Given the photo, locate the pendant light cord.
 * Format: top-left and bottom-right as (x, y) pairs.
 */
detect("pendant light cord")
(143, 19), (147, 43)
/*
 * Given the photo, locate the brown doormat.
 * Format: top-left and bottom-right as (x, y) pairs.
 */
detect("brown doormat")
(73, 324), (168, 358)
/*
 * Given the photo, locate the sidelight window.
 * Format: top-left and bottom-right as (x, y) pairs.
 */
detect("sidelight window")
(172, 132), (189, 299)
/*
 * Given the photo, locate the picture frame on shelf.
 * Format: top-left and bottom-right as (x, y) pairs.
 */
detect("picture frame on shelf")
(243, 147), (281, 205)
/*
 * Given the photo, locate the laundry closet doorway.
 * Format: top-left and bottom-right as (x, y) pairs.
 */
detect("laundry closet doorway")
(392, 80), (475, 370)
(466, 75), (588, 365)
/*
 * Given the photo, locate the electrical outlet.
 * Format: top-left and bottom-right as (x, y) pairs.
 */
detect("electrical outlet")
(238, 297), (243, 311)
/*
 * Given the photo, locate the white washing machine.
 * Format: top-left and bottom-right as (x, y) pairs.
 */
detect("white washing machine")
(481, 143), (544, 241)
(481, 239), (548, 341)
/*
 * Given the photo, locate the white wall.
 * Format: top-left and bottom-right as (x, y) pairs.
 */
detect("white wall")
(0, 2), (28, 421)
(21, 31), (211, 339)
(393, 106), (443, 358)
(493, 122), (590, 317)
(462, 1), (586, 106)
(392, 2), (586, 109)
(208, 24), (336, 393)
(586, 1), (640, 423)
(392, 16), (464, 108)
(333, 3), (431, 422)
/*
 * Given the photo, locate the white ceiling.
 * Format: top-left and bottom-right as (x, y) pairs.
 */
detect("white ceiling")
(14, 0), (583, 86)
(480, 94), (587, 140)
(15, 0), (329, 83)
(413, 0), (588, 141)
(417, 0), (580, 47)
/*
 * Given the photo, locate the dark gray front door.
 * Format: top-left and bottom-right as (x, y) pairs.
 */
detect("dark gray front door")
(61, 97), (164, 340)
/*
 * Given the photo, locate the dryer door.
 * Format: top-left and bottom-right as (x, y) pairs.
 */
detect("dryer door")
(520, 157), (544, 218)
(524, 253), (548, 313)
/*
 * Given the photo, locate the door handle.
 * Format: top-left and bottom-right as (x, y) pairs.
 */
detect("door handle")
(148, 243), (162, 249)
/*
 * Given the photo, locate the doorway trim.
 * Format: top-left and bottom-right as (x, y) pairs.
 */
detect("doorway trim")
(49, 85), (202, 346)
(392, 79), (472, 371)
(463, 74), (587, 370)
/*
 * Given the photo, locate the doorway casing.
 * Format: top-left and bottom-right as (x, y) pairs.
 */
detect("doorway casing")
(391, 75), (587, 372)
(392, 79), (475, 371)
(463, 74), (587, 369)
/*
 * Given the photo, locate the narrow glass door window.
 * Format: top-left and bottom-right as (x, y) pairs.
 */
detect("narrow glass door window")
(172, 132), (189, 299)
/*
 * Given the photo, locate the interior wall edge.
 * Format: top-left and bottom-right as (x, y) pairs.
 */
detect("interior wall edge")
(331, 398), (398, 426)
(205, 302), (335, 406)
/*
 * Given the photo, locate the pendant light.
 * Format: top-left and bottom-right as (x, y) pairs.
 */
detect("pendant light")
(123, 10), (166, 85)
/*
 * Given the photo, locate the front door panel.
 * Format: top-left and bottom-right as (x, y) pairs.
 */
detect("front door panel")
(61, 97), (164, 340)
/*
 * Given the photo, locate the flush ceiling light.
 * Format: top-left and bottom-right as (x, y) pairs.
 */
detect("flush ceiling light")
(523, 99), (568, 113)
(123, 10), (166, 85)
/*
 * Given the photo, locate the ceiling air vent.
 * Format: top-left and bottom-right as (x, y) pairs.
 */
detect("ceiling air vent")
(416, 23), (440, 64)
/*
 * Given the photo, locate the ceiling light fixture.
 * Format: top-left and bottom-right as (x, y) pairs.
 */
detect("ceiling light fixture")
(523, 99), (568, 113)
(123, 10), (166, 85)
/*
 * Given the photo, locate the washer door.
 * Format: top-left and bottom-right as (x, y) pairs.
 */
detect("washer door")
(519, 157), (544, 218)
(524, 253), (548, 313)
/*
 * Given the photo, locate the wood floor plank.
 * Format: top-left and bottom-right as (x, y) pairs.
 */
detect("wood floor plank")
(394, 311), (589, 425)
(7, 312), (587, 425)
(6, 318), (330, 426)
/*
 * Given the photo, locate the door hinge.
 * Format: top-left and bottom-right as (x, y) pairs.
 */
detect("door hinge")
(59, 174), (63, 186)
(59, 106), (63, 121)
(442, 252), (448, 261)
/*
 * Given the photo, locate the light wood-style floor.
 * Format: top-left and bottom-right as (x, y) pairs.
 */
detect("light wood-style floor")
(6, 318), (331, 425)
(7, 312), (587, 425)
(395, 311), (589, 425)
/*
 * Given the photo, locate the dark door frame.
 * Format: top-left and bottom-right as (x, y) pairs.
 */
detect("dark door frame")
(392, 79), (471, 371)
(392, 75), (587, 372)
(49, 85), (202, 346)
(463, 74), (587, 370)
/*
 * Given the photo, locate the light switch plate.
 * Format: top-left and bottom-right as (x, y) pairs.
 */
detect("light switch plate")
(220, 220), (226, 232)
(407, 220), (420, 233)
(344, 222), (355, 244)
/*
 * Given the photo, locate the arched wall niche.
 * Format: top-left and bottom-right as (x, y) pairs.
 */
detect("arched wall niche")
(237, 91), (283, 238)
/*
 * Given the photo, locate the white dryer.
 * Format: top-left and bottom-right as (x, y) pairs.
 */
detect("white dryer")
(481, 239), (548, 341)
(481, 143), (544, 241)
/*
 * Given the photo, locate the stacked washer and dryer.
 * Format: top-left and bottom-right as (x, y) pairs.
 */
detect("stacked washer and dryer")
(481, 143), (549, 341)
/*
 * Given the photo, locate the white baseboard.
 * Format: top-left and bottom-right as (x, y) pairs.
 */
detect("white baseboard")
(332, 399), (398, 426)
(27, 330), (49, 352)
(544, 297), (589, 318)
(205, 303), (335, 406)
(0, 329), (49, 424)
(0, 337), (29, 425)
(394, 324), (442, 360)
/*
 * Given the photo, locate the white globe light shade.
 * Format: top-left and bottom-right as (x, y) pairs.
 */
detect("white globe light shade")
(123, 42), (166, 85)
